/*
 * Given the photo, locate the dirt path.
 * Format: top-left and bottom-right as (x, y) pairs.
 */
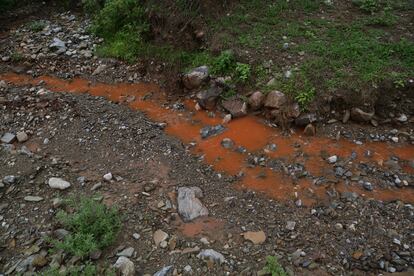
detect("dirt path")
(0, 9), (413, 276)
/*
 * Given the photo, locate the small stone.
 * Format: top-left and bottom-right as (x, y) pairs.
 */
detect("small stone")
(242, 230), (266, 244)
(286, 221), (296, 231)
(153, 265), (173, 276)
(3, 175), (16, 185)
(24, 196), (44, 202)
(350, 108), (374, 122)
(327, 155), (338, 164)
(92, 64), (107, 75)
(113, 256), (135, 276)
(132, 233), (141, 240)
(48, 177), (71, 190)
(363, 182), (373, 191)
(221, 138), (234, 149)
(391, 137), (399, 143)
(153, 229), (169, 247)
(91, 182), (102, 191)
(16, 132), (29, 143)
(222, 114), (232, 124)
(177, 187), (209, 222)
(197, 249), (226, 264)
(200, 237), (210, 245)
(397, 114), (408, 122)
(117, 247), (134, 257)
(335, 223), (343, 230)
(183, 265), (192, 274)
(1, 133), (16, 144)
(103, 173), (113, 181)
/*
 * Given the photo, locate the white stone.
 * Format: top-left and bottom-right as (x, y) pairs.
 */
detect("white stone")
(103, 172), (113, 181)
(48, 177), (71, 190)
(327, 155), (337, 164)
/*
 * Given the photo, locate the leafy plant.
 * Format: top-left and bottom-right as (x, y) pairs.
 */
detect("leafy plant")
(235, 62), (251, 82)
(264, 256), (288, 276)
(211, 50), (236, 75)
(295, 87), (315, 109)
(50, 197), (121, 257)
(221, 89), (237, 100)
(10, 51), (23, 62)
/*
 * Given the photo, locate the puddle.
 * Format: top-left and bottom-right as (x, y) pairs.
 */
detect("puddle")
(1, 73), (413, 205)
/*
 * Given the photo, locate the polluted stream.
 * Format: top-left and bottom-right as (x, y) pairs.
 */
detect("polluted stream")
(1, 73), (413, 206)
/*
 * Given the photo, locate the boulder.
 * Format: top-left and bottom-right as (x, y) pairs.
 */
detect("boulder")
(177, 187), (209, 222)
(182, 66), (209, 90)
(196, 86), (223, 110)
(221, 97), (247, 118)
(350, 108), (374, 122)
(248, 91), (264, 110)
(264, 91), (287, 109)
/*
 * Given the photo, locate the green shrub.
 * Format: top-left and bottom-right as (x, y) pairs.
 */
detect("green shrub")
(264, 256), (288, 276)
(51, 197), (121, 257)
(91, 0), (148, 39)
(28, 20), (46, 32)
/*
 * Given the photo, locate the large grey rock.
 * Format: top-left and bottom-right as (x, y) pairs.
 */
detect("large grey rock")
(183, 66), (209, 90)
(48, 177), (71, 190)
(196, 86), (223, 110)
(248, 91), (264, 110)
(351, 108), (374, 122)
(153, 265), (173, 276)
(114, 256), (135, 276)
(222, 97), (247, 118)
(177, 187), (209, 222)
(197, 249), (226, 264)
(264, 91), (287, 109)
(1, 133), (16, 144)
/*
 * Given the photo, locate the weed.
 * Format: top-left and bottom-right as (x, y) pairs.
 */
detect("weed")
(221, 89), (237, 100)
(295, 87), (315, 110)
(28, 20), (46, 32)
(10, 51), (23, 62)
(211, 50), (236, 75)
(50, 197), (121, 257)
(40, 262), (115, 276)
(264, 256), (288, 276)
(363, 10), (397, 26)
(235, 62), (251, 82)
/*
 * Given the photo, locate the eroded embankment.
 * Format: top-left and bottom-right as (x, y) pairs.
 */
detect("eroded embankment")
(2, 73), (413, 206)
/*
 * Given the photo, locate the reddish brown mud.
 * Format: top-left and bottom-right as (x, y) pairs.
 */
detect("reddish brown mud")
(1, 73), (413, 205)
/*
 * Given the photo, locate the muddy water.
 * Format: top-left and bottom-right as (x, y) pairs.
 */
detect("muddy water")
(2, 73), (414, 206)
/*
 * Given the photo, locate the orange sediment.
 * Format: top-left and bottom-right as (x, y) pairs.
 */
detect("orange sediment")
(1, 73), (413, 205)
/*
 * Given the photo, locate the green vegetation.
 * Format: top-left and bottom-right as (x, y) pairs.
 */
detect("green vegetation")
(40, 262), (98, 276)
(28, 20), (46, 32)
(10, 51), (23, 62)
(263, 256), (288, 276)
(50, 197), (121, 257)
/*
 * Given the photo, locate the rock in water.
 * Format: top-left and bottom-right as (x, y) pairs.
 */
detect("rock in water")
(221, 97), (247, 118)
(248, 91), (264, 110)
(183, 66), (209, 90)
(177, 187), (209, 222)
(48, 177), (71, 190)
(350, 108), (374, 122)
(304, 124), (316, 136)
(153, 265), (173, 276)
(264, 91), (287, 109)
(200, 125), (226, 139)
(113, 257), (135, 276)
(197, 249), (226, 264)
(196, 86), (223, 110)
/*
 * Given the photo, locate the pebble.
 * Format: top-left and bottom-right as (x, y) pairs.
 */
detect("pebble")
(327, 155), (338, 164)
(3, 175), (17, 185)
(391, 137), (399, 143)
(24, 196), (44, 202)
(16, 131), (29, 142)
(1, 132), (16, 144)
(132, 233), (141, 240)
(363, 182), (374, 191)
(113, 256), (135, 276)
(286, 221), (296, 231)
(153, 229), (169, 247)
(103, 172), (113, 181)
(153, 265), (173, 276)
(197, 249), (226, 264)
(48, 177), (71, 190)
(117, 247), (134, 258)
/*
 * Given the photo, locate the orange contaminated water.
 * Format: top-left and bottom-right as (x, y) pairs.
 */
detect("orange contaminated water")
(1, 73), (413, 206)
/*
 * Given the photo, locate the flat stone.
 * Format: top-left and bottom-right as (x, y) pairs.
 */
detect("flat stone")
(1, 133), (16, 144)
(222, 97), (247, 118)
(117, 247), (134, 257)
(242, 230), (266, 244)
(48, 177), (71, 190)
(24, 196), (44, 202)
